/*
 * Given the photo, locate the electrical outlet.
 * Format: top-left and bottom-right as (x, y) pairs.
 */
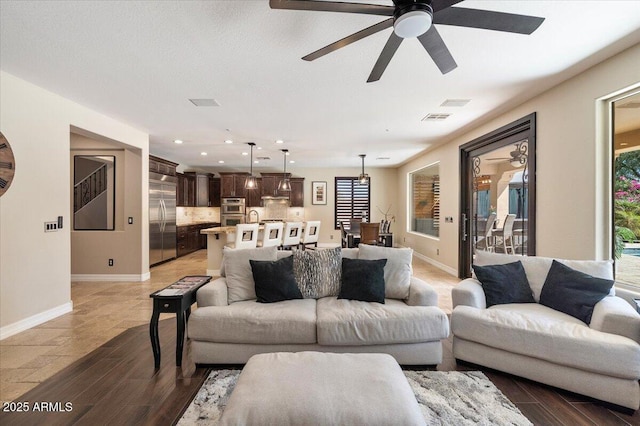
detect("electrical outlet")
(128, 217), (133, 224)
(108, 259), (114, 266)
(330, 234), (334, 240)
(44, 221), (58, 232)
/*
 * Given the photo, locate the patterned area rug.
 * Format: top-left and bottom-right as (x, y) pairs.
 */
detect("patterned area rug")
(178, 369), (532, 425)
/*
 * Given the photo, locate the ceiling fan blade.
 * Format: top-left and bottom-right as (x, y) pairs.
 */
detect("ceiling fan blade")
(269, 0), (393, 17)
(434, 7), (545, 34)
(303, 19), (393, 61)
(417, 26), (457, 74)
(430, 0), (466, 13)
(367, 33), (403, 83)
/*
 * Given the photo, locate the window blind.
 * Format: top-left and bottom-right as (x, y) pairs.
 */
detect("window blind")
(335, 177), (370, 229)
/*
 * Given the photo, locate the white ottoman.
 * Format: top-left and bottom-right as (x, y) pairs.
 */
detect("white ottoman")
(219, 352), (425, 426)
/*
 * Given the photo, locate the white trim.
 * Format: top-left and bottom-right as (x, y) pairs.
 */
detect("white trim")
(408, 248), (458, 276)
(0, 302), (73, 340)
(71, 273), (150, 282)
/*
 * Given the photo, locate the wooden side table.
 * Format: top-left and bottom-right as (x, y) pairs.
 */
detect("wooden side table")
(149, 275), (211, 368)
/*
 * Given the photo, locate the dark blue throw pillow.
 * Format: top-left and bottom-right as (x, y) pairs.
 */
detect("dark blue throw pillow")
(250, 256), (303, 303)
(473, 261), (535, 308)
(539, 260), (613, 324)
(338, 258), (387, 304)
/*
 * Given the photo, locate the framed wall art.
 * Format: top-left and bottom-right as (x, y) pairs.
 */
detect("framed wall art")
(312, 181), (327, 205)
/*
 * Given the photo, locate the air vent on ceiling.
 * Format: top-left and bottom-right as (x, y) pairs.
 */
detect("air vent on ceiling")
(189, 98), (220, 107)
(376, 157), (390, 160)
(256, 156), (271, 160)
(618, 101), (640, 109)
(422, 113), (452, 121)
(440, 99), (471, 107)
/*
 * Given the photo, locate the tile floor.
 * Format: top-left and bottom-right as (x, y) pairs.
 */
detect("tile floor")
(0, 249), (461, 403)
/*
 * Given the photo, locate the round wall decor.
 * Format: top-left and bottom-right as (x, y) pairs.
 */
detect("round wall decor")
(0, 132), (16, 197)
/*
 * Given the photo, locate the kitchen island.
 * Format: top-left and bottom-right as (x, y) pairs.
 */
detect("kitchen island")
(200, 226), (234, 276)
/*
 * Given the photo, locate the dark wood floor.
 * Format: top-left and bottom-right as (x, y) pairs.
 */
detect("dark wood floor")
(1, 319), (638, 426)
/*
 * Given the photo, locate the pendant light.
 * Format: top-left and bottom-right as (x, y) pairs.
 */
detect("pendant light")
(244, 142), (258, 190)
(277, 149), (291, 192)
(358, 154), (369, 184)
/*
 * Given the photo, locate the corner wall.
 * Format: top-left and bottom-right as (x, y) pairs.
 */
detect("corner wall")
(396, 43), (640, 274)
(0, 72), (149, 338)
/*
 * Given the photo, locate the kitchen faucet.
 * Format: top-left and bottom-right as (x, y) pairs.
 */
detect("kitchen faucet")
(247, 209), (260, 224)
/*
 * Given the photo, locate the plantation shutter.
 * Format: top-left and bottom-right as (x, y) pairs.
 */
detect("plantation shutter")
(335, 177), (370, 229)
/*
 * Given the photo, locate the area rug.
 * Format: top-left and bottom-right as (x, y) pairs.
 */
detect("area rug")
(178, 369), (532, 426)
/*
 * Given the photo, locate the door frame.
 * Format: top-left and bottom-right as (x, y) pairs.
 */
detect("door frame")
(458, 113), (537, 278)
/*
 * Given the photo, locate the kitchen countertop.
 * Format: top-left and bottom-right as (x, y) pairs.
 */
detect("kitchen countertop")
(177, 221), (220, 227)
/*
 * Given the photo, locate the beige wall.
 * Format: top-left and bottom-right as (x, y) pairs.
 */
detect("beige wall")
(0, 72), (148, 335)
(397, 43), (640, 274)
(70, 134), (145, 277)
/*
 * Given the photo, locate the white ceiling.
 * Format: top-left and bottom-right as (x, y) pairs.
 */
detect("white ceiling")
(2, 1), (640, 172)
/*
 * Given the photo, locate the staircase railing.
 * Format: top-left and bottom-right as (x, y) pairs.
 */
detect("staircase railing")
(74, 164), (107, 213)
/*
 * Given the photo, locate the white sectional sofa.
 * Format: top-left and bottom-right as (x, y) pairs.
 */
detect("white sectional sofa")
(452, 251), (640, 411)
(188, 246), (450, 365)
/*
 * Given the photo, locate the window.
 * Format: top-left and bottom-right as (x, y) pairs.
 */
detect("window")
(409, 163), (440, 238)
(612, 92), (640, 287)
(335, 177), (370, 229)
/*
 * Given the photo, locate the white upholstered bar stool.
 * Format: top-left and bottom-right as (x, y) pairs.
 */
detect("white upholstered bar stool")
(258, 222), (284, 248)
(300, 221), (321, 250)
(281, 221), (303, 250)
(225, 223), (259, 249)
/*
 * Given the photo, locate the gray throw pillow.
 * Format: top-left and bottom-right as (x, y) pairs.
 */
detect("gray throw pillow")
(293, 247), (342, 298)
(358, 244), (413, 299)
(223, 246), (278, 303)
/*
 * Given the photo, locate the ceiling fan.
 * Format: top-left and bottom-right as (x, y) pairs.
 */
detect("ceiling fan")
(486, 143), (528, 167)
(270, 0), (545, 82)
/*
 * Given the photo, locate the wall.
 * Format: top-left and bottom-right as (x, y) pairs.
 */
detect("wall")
(70, 134), (146, 279)
(0, 72), (148, 338)
(396, 43), (640, 275)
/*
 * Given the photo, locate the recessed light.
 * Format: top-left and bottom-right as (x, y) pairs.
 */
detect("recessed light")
(242, 152), (248, 156)
(254, 160), (259, 164)
(257, 146), (262, 150)
(275, 139), (284, 144)
(285, 151), (290, 156)
(620, 142), (629, 146)
(289, 160), (295, 164)
(174, 139), (183, 144)
(201, 152), (207, 156)
(224, 140), (233, 144)
(218, 160), (225, 164)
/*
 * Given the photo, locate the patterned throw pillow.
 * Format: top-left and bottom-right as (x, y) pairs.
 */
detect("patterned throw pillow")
(293, 247), (342, 298)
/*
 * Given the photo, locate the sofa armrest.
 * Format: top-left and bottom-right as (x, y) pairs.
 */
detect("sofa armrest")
(196, 278), (229, 307)
(590, 296), (640, 344)
(405, 276), (438, 307)
(452, 278), (487, 310)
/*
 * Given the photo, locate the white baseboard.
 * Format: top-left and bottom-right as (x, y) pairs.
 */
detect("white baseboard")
(71, 273), (150, 282)
(409, 249), (458, 277)
(0, 301), (73, 340)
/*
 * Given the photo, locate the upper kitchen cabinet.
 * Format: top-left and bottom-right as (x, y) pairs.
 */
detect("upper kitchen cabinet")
(246, 178), (263, 207)
(149, 155), (177, 177)
(220, 172), (249, 198)
(181, 172), (217, 207)
(260, 173), (304, 207)
(209, 176), (221, 207)
(177, 172), (195, 207)
(289, 178), (305, 207)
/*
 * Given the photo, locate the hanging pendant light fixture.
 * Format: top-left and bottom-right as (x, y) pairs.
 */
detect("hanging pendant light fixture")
(277, 149), (291, 191)
(358, 154), (369, 184)
(244, 142), (258, 190)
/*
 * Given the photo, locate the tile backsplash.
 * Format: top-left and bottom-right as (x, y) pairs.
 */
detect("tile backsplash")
(177, 207), (221, 225)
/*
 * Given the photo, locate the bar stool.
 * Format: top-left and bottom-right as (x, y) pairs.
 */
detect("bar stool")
(258, 222), (284, 248)
(300, 221), (321, 250)
(226, 223), (259, 249)
(281, 222), (303, 250)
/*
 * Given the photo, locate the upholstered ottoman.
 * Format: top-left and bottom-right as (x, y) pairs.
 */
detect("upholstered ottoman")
(219, 351), (426, 426)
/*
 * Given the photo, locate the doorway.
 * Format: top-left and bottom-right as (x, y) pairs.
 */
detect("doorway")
(459, 113), (537, 278)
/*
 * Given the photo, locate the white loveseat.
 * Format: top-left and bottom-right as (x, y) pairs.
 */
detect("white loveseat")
(451, 251), (640, 410)
(188, 246), (450, 366)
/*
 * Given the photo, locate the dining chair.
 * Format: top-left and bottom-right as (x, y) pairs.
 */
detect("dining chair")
(281, 221), (303, 250)
(475, 212), (497, 252)
(495, 214), (516, 254)
(225, 223), (259, 249)
(339, 221), (349, 248)
(359, 222), (380, 246)
(349, 218), (362, 234)
(300, 221), (321, 250)
(258, 222), (284, 248)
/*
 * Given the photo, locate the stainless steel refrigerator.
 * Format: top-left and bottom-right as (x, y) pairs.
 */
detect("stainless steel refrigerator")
(150, 172), (177, 266)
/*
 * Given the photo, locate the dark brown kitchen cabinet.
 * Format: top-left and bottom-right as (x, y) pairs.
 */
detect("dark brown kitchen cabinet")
(260, 173), (290, 198)
(177, 222), (220, 257)
(177, 173), (195, 207)
(149, 155), (177, 176)
(289, 178), (305, 207)
(209, 177), (221, 207)
(195, 173), (211, 207)
(246, 178), (263, 207)
(220, 172), (249, 198)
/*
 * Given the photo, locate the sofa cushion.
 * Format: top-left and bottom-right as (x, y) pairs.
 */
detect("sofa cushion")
(452, 304), (640, 379)
(224, 246), (278, 303)
(539, 260), (614, 324)
(317, 297), (449, 346)
(293, 247), (342, 298)
(473, 251), (614, 302)
(358, 245), (413, 300)
(339, 258), (386, 304)
(189, 299), (317, 344)
(251, 256), (303, 303)
(473, 261), (535, 307)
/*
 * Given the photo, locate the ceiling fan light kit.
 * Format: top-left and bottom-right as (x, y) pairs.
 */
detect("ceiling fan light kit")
(393, 4), (433, 39)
